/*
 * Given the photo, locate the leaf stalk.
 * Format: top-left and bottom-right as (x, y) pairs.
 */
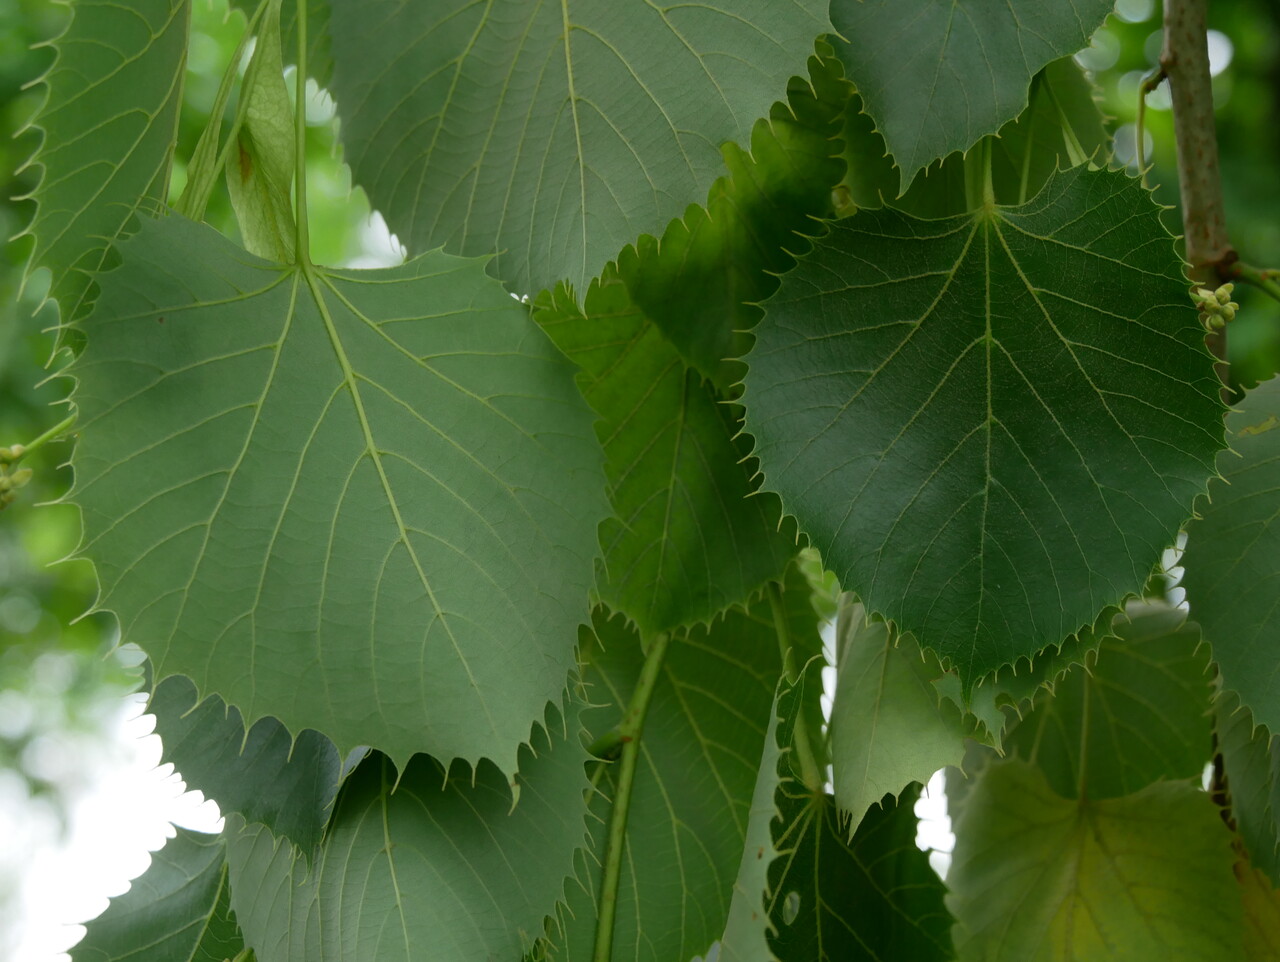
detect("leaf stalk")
(592, 629), (672, 962)
(293, 0), (311, 264)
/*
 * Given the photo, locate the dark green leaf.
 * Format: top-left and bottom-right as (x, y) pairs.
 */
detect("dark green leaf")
(23, 0), (188, 322)
(71, 215), (606, 775)
(227, 706), (588, 962)
(1183, 375), (1280, 733)
(743, 166), (1224, 688)
(768, 784), (953, 962)
(1004, 600), (1212, 799)
(828, 0), (1113, 190)
(325, 0), (831, 293)
(535, 275), (794, 635)
(947, 760), (1242, 961)
(150, 673), (343, 854)
(71, 829), (243, 962)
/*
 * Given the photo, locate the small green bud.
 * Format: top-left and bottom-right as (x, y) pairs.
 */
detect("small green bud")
(0, 444), (22, 463)
(1193, 287), (1216, 305)
(9, 467), (32, 488)
(1215, 283), (1235, 306)
(1220, 303), (1237, 322)
(1207, 313), (1226, 330)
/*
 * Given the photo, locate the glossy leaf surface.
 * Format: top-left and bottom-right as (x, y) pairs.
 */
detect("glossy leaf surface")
(744, 166), (1224, 685)
(71, 215), (606, 774)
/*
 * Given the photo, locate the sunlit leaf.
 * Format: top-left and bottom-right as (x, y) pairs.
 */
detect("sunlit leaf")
(22, 0), (188, 322)
(325, 0), (831, 294)
(70, 214), (606, 775)
(828, 0), (1113, 190)
(227, 707), (588, 962)
(829, 597), (972, 829)
(150, 672), (344, 854)
(1183, 375), (1280, 734)
(743, 166), (1224, 687)
(947, 760), (1242, 961)
(71, 829), (243, 962)
(536, 274), (794, 635)
(1003, 600), (1212, 799)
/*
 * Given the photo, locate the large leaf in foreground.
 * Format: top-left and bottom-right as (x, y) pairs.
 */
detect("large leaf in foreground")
(553, 574), (819, 962)
(947, 760), (1241, 961)
(150, 673), (344, 854)
(1183, 376), (1280, 733)
(71, 829), (242, 962)
(1218, 692), (1280, 885)
(227, 712), (588, 962)
(743, 166), (1224, 686)
(1004, 600), (1212, 799)
(536, 275), (793, 634)
(828, 0), (1112, 190)
(70, 215), (606, 775)
(829, 598), (971, 830)
(326, 0), (830, 294)
(22, 0), (188, 322)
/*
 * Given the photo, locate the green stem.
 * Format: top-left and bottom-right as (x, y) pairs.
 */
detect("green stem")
(294, 0), (311, 265)
(766, 582), (823, 794)
(592, 630), (672, 962)
(1228, 261), (1280, 305)
(5, 413), (76, 463)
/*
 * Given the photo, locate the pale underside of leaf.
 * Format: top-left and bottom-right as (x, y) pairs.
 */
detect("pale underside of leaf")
(326, 0), (832, 294)
(743, 166), (1224, 687)
(23, 0), (189, 323)
(828, 0), (1114, 191)
(70, 214), (607, 776)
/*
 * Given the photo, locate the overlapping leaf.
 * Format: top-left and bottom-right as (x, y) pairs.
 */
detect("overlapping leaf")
(829, 597), (972, 829)
(743, 166), (1224, 687)
(72, 829), (243, 962)
(325, 0), (831, 294)
(768, 784), (953, 962)
(947, 760), (1242, 961)
(620, 50), (849, 389)
(22, 0), (188, 322)
(1238, 860), (1280, 960)
(552, 573), (820, 962)
(226, 710), (588, 962)
(1003, 600), (1212, 799)
(1184, 376), (1280, 733)
(828, 0), (1113, 190)
(150, 673), (345, 854)
(1218, 692), (1280, 884)
(536, 275), (793, 635)
(70, 214), (607, 775)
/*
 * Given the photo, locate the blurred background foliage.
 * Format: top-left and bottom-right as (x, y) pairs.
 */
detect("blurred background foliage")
(0, 0), (1277, 954)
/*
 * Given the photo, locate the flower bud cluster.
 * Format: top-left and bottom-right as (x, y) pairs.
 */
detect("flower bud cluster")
(1191, 283), (1239, 331)
(0, 444), (32, 509)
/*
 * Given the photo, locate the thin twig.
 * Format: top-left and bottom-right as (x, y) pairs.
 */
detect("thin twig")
(1227, 261), (1280, 305)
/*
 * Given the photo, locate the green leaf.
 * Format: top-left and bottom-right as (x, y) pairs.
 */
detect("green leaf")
(828, 0), (1113, 190)
(225, 0), (296, 262)
(552, 574), (819, 962)
(718, 680), (788, 962)
(768, 784), (953, 962)
(829, 597), (972, 830)
(742, 166), (1225, 687)
(325, 0), (831, 294)
(1183, 375), (1280, 734)
(1218, 691), (1280, 885)
(947, 759), (1243, 962)
(1239, 859), (1280, 961)
(620, 49), (848, 389)
(231, 0), (332, 85)
(227, 708), (588, 962)
(71, 829), (244, 962)
(1004, 600), (1212, 799)
(70, 214), (607, 775)
(149, 672), (344, 854)
(22, 0), (189, 322)
(535, 275), (794, 635)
